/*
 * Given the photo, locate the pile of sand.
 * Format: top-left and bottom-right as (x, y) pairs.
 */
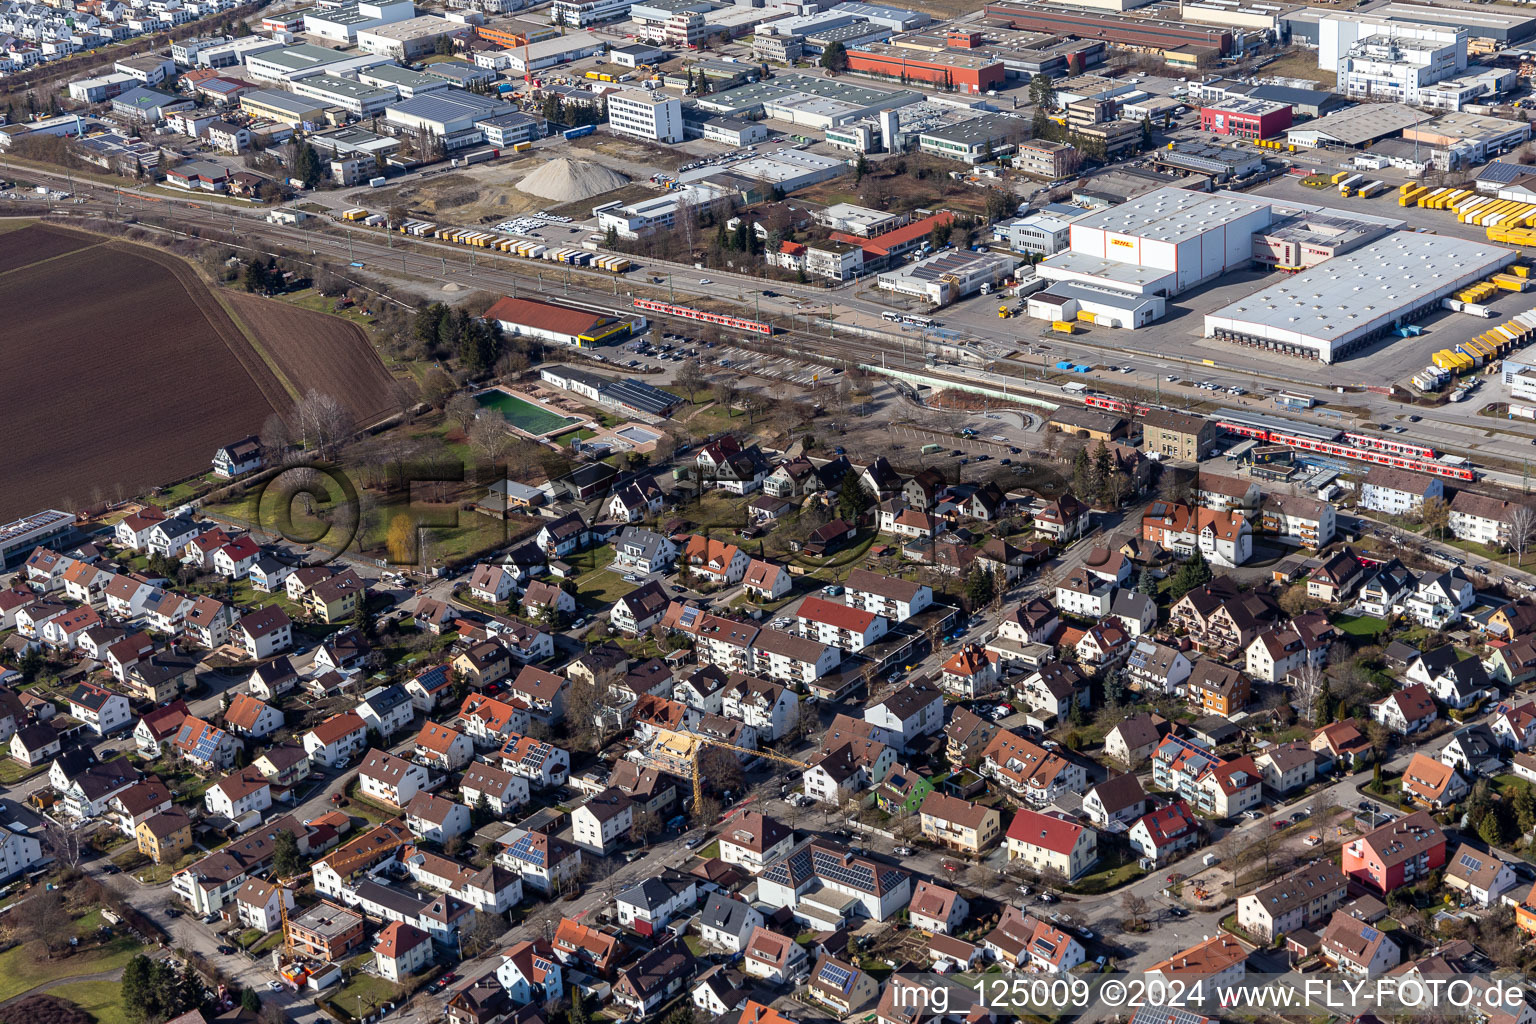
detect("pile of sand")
(516, 158), (630, 203)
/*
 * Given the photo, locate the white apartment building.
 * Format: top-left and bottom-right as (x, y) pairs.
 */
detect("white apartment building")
(607, 91), (683, 144)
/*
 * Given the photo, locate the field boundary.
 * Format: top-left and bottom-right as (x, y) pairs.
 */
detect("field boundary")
(209, 287), (303, 406)
(111, 239), (299, 416)
(0, 237), (108, 279)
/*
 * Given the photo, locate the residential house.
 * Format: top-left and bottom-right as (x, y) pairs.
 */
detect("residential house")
(613, 528), (678, 575)
(717, 811), (795, 874)
(1236, 862), (1349, 942)
(415, 721), (474, 770)
(359, 748), (431, 807)
(1371, 683), (1439, 735)
(1128, 800), (1201, 865)
(172, 717), (239, 771)
(741, 927), (806, 983)
(1082, 773), (1147, 830)
(1253, 743), (1317, 795)
(699, 894), (764, 953)
(863, 680), (943, 753)
(68, 681), (131, 736)
(460, 762), (529, 816)
(1361, 467), (1443, 517)
(1341, 811), (1446, 893)
(1320, 912), (1401, 975)
(1263, 493), (1336, 548)
(1307, 549), (1367, 603)
(375, 921), (434, 982)
(1311, 718), (1373, 770)
(1185, 660), (1251, 717)
(238, 606), (293, 659)
(1146, 935), (1248, 985)
(797, 596), (886, 653)
(1004, 807), (1099, 880)
(1406, 646), (1492, 710)
(303, 712), (369, 767)
(405, 792), (473, 843)
(918, 791), (1001, 854)
(611, 938), (695, 1017)
(1125, 642), (1192, 697)
(1435, 845), (1513, 917)
(722, 675), (799, 743)
(357, 684), (414, 740)
(845, 569), (931, 623)
(742, 560), (792, 601)
(807, 955), (877, 1015)
(1438, 723), (1503, 776)
(1033, 493), (1090, 541)
(1404, 571), (1476, 629)
(204, 766), (272, 820)
(223, 693), (282, 740)
(137, 808), (193, 865)
(570, 788), (633, 855)
(940, 644), (1001, 697)
(616, 871), (698, 936)
(612, 581), (670, 636)
(1198, 471), (1260, 512)
(1450, 491), (1523, 548)
(684, 536), (750, 586)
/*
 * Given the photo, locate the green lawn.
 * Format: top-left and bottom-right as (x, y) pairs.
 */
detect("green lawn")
(572, 547), (637, 607)
(0, 937), (146, 1004)
(332, 969), (402, 1019)
(1333, 613), (1389, 638)
(250, 931), (285, 956)
(1065, 860), (1147, 895)
(0, 759), (46, 785)
(48, 979), (131, 1024)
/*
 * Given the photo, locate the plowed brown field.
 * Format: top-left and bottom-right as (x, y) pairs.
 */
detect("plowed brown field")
(0, 222), (97, 274)
(225, 293), (396, 427)
(0, 227), (283, 519)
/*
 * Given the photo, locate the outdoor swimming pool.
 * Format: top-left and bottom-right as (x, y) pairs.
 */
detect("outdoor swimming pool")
(617, 425), (661, 445)
(475, 390), (578, 435)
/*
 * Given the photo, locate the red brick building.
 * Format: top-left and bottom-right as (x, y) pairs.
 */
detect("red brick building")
(1199, 97), (1293, 140)
(1340, 810), (1445, 894)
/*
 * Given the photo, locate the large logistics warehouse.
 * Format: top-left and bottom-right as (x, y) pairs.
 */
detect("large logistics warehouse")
(983, 1), (1232, 54)
(1041, 187), (1273, 297)
(1204, 233), (1515, 363)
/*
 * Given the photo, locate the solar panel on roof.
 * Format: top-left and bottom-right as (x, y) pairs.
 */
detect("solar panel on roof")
(818, 962), (853, 989)
(1361, 926), (1379, 942)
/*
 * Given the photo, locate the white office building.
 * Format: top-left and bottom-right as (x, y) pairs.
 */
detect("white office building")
(303, 0), (416, 42)
(607, 91), (683, 144)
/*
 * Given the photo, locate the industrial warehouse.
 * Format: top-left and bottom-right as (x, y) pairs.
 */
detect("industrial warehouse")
(1203, 233), (1515, 363)
(1014, 185), (1528, 359)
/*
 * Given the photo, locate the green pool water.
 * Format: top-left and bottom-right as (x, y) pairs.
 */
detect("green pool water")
(475, 390), (578, 435)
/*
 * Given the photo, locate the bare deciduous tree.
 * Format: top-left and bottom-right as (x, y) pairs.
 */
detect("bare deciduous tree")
(467, 410), (515, 465)
(1290, 660), (1327, 725)
(295, 390), (353, 453)
(260, 411), (293, 455)
(447, 393), (479, 434)
(1510, 503), (1536, 565)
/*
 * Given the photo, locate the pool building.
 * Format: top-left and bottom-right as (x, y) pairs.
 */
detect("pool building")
(481, 296), (635, 348)
(538, 366), (683, 419)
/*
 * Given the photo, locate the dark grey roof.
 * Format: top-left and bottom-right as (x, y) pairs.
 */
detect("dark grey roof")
(700, 892), (756, 934)
(361, 683), (411, 715)
(618, 870), (696, 911)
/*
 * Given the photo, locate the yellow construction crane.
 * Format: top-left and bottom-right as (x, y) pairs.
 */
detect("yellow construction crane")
(654, 728), (811, 812)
